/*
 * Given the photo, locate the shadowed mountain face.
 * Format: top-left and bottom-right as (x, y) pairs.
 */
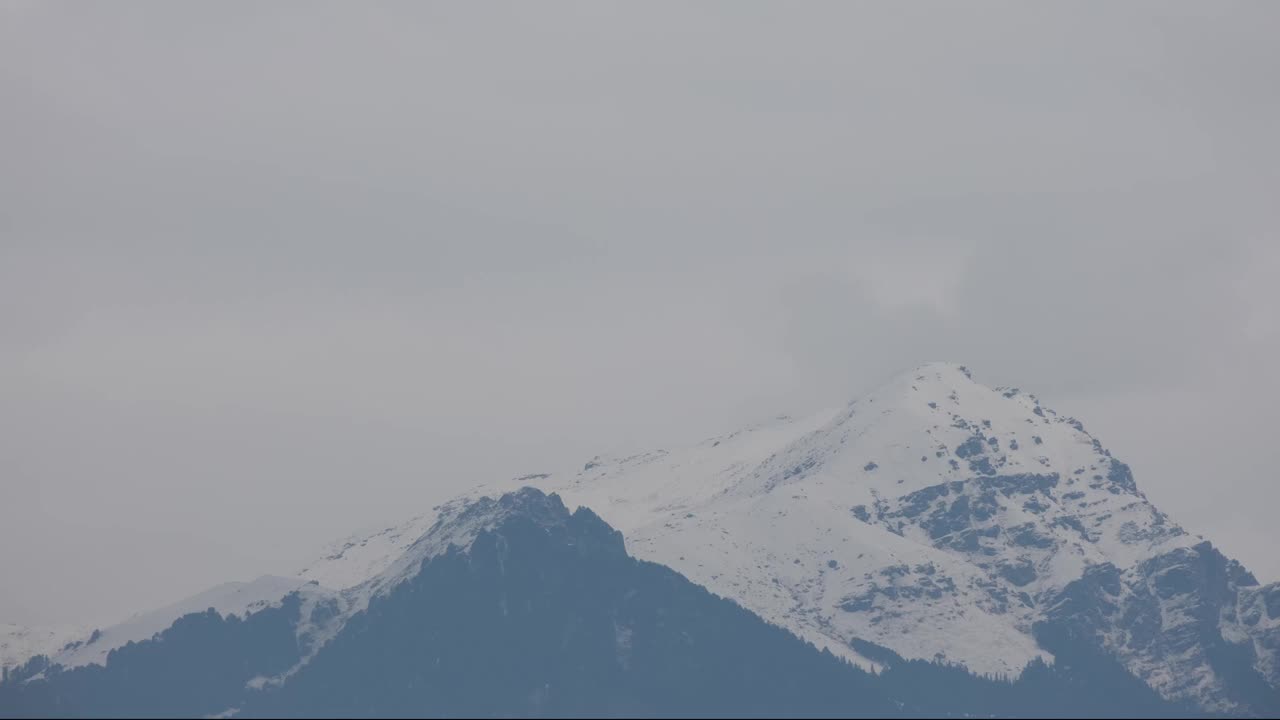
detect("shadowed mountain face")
(244, 491), (890, 718)
(0, 598), (306, 718)
(2, 488), (1184, 719)
(1038, 542), (1280, 715)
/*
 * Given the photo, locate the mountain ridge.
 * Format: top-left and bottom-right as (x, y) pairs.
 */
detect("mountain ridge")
(2, 487), (1184, 719)
(294, 362), (1277, 713)
(6, 363), (1277, 715)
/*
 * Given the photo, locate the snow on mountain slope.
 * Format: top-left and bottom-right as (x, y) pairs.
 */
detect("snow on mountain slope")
(0, 625), (87, 674)
(462, 362), (1198, 675)
(296, 362), (1278, 713)
(340, 489), (588, 620)
(49, 575), (322, 670)
(298, 514), (439, 592)
(18, 363), (1260, 710)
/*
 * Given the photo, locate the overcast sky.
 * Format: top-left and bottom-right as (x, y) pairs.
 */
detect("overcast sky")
(2, 2), (1278, 627)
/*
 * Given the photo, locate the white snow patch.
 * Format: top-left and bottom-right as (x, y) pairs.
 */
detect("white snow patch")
(52, 575), (316, 670)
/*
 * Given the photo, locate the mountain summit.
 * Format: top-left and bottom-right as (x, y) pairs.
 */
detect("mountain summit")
(6, 364), (1276, 715)
(299, 362), (1279, 715)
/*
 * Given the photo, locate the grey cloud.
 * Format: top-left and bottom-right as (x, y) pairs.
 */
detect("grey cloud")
(1, 1), (1277, 625)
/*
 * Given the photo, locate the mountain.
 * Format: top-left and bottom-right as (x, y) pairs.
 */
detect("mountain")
(1, 488), (1181, 718)
(42, 577), (325, 672)
(0, 627), (86, 679)
(4, 363), (1276, 716)
(298, 362), (1279, 715)
(243, 489), (896, 718)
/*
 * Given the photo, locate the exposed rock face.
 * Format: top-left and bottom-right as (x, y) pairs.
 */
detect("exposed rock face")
(1041, 542), (1280, 714)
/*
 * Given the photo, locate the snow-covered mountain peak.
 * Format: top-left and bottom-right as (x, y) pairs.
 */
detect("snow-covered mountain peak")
(454, 364), (1222, 684)
(299, 489), (574, 594)
(871, 360), (977, 395)
(729, 361), (1132, 506)
(283, 364), (1217, 685)
(336, 489), (579, 614)
(8, 364), (1274, 713)
(0, 625), (88, 675)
